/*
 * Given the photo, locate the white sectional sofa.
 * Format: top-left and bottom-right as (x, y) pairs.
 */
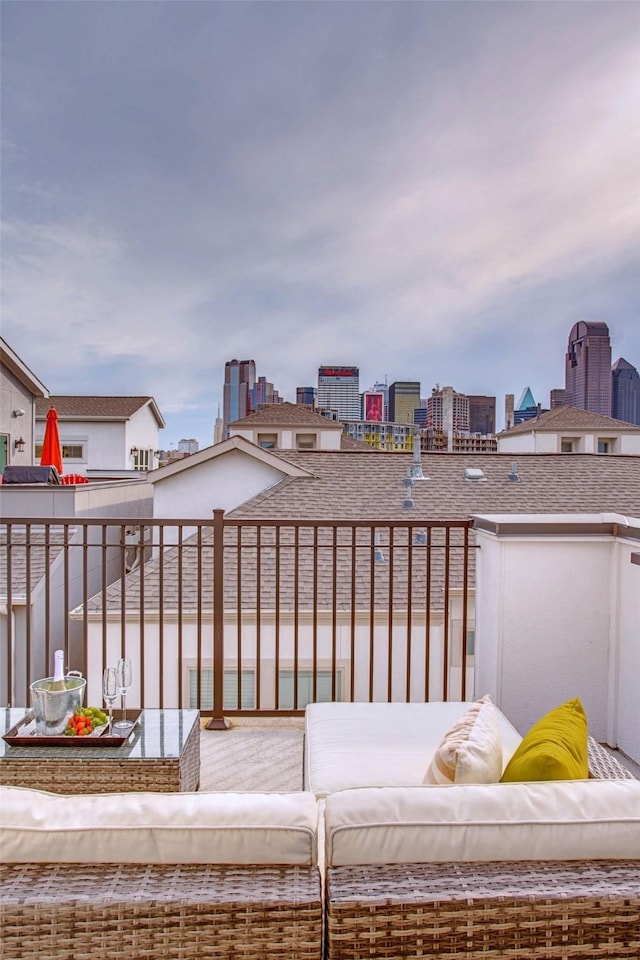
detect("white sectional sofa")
(304, 700), (640, 959)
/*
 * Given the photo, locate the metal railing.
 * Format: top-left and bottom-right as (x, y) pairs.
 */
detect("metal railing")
(0, 513), (475, 720)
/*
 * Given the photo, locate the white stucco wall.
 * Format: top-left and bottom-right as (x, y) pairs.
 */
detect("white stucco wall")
(615, 536), (640, 763)
(496, 433), (536, 453)
(473, 514), (640, 763)
(229, 425), (342, 450)
(152, 448), (289, 520)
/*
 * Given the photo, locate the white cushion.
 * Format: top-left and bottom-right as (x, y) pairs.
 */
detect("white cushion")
(0, 786), (318, 865)
(324, 780), (640, 866)
(423, 695), (502, 784)
(304, 701), (521, 798)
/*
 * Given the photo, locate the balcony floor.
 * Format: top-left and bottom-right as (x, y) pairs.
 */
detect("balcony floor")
(199, 717), (305, 792)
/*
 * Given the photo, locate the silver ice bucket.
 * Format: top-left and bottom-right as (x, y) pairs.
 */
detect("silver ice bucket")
(30, 672), (86, 736)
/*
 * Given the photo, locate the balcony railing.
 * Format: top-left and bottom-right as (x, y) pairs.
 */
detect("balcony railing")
(1, 513), (475, 721)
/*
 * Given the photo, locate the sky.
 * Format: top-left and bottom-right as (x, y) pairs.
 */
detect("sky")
(2, 1), (639, 446)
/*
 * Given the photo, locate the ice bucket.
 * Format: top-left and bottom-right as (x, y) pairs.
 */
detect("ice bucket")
(30, 672), (86, 736)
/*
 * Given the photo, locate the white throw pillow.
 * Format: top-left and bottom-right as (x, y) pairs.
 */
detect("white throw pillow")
(424, 695), (502, 784)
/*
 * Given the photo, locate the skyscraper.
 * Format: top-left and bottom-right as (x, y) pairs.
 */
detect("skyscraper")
(388, 381), (421, 425)
(317, 366), (360, 421)
(565, 321), (612, 415)
(223, 359), (256, 437)
(468, 395), (496, 435)
(611, 358), (640, 426)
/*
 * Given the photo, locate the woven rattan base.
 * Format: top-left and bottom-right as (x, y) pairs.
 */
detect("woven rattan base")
(326, 859), (640, 959)
(0, 862), (323, 959)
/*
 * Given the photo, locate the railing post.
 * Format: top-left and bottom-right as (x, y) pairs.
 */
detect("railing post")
(206, 509), (229, 730)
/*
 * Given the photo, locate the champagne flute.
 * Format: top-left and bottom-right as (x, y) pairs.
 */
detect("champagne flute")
(113, 657), (133, 731)
(102, 667), (118, 733)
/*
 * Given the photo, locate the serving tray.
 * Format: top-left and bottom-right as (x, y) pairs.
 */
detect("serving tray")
(2, 710), (141, 747)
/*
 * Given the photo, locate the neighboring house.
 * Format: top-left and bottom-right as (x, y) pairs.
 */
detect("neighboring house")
(228, 401), (345, 451)
(0, 478), (153, 700)
(34, 396), (166, 476)
(0, 338), (49, 473)
(497, 405), (640, 455)
(75, 449), (640, 710)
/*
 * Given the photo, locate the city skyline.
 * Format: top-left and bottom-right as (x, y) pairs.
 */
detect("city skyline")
(2, 2), (639, 446)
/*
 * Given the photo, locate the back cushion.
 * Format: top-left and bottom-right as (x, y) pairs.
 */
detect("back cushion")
(0, 786), (318, 865)
(324, 780), (640, 866)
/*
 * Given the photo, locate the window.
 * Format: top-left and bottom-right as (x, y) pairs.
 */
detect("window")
(188, 669), (255, 710)
(597, 438), (614, 454)
(560, 438), (575, 453)
(35, 442), (86, 461)
(133, 448), (153, 470)
(278, 669), (341, 709)
(296, 433), (316, 450)
(450, 624), (475, 666)
(257, 433), (277, 449)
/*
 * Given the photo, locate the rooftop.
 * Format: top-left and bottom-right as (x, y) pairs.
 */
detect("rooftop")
(499, 405), (640, 437)
(35, 395), (165, 427)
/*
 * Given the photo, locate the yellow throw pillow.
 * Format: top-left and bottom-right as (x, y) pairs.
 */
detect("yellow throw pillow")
(424, 695), (503, 785)
(500, 698), (588, 782)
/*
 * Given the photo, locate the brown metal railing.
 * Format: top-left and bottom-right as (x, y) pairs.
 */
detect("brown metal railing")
(0, 514), (475, 718)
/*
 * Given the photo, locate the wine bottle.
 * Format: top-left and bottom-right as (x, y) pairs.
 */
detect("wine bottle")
(49, 650), (67, 691)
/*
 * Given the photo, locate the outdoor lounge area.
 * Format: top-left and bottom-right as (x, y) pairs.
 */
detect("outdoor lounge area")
(1, 699), (639, 959)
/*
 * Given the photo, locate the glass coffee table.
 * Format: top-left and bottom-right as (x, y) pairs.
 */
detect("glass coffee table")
(0, 708), (200, 794)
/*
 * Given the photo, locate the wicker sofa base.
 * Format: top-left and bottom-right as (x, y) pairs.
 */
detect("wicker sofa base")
(0, 862), (323, 960)
(326, 860), (640, 959)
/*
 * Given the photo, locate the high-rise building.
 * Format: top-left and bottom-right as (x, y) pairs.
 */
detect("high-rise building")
(611, 358), (640, 426)
(250, 375), (281, 410)
(513, 386), (544, 425)
(317, 366), (360, 421)
(178, 438), (199, 455)
(550, 388), (566, 408)
(468, 396), (496, 435)
(388, 381), (421, 425)
(223, 359), (256, 437)
(427, 386), (469, 450)
(565, 321), (612, 415)
(296, 386), (316, 408)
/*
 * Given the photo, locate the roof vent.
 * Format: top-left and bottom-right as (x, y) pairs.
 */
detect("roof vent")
(402, 469), (416, 508)
(464, 467), (487, 482)
(411, 433), (429, 480)
(373, 532), (388, 564)
(508, 461), (521, 482)
(413, 528), (427, 545)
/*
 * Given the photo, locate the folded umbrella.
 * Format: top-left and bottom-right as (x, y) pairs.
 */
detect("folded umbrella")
(40, 406), (64, 476)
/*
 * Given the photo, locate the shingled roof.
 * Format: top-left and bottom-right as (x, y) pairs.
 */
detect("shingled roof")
(498, 405), (640, 437)
(83, 450), (640, 616)
(35, 396), (165, 427)
(229, 401), (341, 428)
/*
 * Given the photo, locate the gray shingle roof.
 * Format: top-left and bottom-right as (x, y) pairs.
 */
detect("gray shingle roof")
(499, 405), (640, 436)
(83, 451), (639, 615)
(35, 396), (165, 427)
(230, 401), (341, 428)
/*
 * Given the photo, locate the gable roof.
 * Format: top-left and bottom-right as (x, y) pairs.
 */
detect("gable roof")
(226, 451), (640, 522)
(499, 405), (640, 437)
(229, 401), (341, 429)
(0, 338), (49, 398)
(35, 396), (165, 428)
(147, 434), (315, 483)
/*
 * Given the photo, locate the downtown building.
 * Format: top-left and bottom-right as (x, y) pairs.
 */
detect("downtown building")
(317, 365), (360, 421)
(223, 359), (256, 438)
(611, 358), (640, 426)
(565, 321), (612, 416)
(388, 380), (421, 425)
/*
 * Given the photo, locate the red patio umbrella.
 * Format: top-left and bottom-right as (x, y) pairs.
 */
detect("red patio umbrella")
(40, 406), (64, 476)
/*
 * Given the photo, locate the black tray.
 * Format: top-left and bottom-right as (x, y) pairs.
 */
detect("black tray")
(2, 710), (141, 747)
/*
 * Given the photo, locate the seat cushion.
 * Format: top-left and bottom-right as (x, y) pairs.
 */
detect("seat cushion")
(324, 780), (640, 866)
(0, 786), (318, 865)
(501, 697), (588, 782)
(424, 695), (502, 784)
(304, 701), (522, 798)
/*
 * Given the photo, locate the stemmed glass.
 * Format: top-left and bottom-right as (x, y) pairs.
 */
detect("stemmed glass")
(113, 657), (133, 731)
(102, 667), (118, 733)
